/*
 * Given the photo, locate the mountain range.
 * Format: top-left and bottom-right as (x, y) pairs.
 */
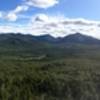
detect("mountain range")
(0, 32), (100, 59)
(0, 33), (100, 45)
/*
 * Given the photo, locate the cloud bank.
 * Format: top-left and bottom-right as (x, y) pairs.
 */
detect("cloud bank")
(0, 14), (100, 39)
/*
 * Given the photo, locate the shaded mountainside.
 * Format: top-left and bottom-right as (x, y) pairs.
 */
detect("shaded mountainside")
(0, 33), (100, 59)
(0, 33), (100, 46)
(59, 33), (100, 44)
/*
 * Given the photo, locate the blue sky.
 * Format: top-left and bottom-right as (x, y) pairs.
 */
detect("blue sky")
(0, 0), (100, 38)
(0, 0), (100, 20)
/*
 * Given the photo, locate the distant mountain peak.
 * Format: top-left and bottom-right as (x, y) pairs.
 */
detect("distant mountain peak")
(60, 33), (100, 44)
(67, 33), (87, 37)
(68, 33), (88, 41)
(73, 32), (82, 35)
(35, 34), (56, 42)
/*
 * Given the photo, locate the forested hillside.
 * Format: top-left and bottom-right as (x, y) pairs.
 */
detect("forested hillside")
(0, 33), (99, 100)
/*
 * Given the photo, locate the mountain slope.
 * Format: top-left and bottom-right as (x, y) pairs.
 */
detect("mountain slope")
(60, 33), (100, 44)
(0, 33), (100, 45)
(33, 34), (57, 42)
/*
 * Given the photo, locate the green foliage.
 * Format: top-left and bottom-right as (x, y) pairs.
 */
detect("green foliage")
(0, 39), (100, 99)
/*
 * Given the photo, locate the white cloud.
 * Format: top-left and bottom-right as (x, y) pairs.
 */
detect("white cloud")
(0, 0), (59, 21)
(26, 0), (59, 8)
(0, 12), (3, 18)
(61, 18), (99, 26)
(1, 14), (100, 39)
(1, 5), (29, 21)
(13, 5), (29, 13)
(4, 12), (18, 21)
(33, 14), (49, 22)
